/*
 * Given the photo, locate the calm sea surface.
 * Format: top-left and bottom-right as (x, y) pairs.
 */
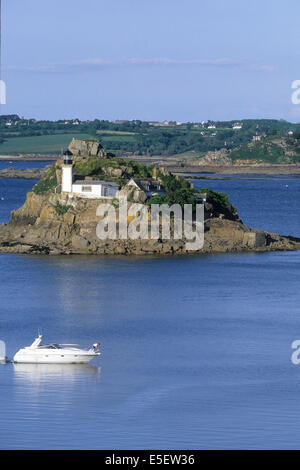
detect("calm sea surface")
(1, 167), (300, 449)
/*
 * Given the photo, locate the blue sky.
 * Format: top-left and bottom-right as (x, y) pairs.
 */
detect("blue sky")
(2, 0), (300, 121)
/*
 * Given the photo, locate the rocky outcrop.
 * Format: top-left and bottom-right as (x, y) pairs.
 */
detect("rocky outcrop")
(68, 138), (107, 159)
(198, 149), (232, 166)
(120, 185), (148, 204)
(0, 167), (49, 179)
(0, 190), (299, 255)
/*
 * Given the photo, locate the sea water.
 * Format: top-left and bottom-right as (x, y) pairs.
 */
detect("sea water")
(0, 170), (300, 449)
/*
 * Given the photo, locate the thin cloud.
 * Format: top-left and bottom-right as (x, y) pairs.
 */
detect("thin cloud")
(6, 57), (277, 73)
(248, 63), (277, 72)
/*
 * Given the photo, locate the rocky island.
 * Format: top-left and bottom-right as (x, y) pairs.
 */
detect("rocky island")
(0, 167), (49, 179)
(0, 138), (299, 256)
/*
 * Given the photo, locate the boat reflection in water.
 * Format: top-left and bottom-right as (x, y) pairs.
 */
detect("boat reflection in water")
(13, 362), (101, 385)
(12, 363), (102, 409)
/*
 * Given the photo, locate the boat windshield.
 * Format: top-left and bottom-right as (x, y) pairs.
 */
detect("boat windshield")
(38, 344), (61, 349)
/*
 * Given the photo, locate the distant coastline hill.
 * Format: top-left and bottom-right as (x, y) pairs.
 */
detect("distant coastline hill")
(228, 134), (300, 164)
(0, 115), (300, 163)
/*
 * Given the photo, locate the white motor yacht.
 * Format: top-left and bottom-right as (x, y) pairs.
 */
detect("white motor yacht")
(13, 334), (101, 364)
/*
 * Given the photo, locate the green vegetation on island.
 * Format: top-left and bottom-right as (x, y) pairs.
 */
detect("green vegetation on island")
(200, 188), (238, 219)
(148, 173), (197, 209)
(32, 165), (57, 194)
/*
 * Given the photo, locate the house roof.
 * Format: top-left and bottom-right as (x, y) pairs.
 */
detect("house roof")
(128, 178), (164, 191)
(73, 180), (119, 187)
(128, 178), (148, 191)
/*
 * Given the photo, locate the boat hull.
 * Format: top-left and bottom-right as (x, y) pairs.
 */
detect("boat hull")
(13, 350), (99, 364)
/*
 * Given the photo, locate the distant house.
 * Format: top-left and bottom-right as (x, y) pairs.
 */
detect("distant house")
(125, 178), (166, 199)
(207, 124), (216, 129)
(287, 130), (294, 136)
(252, 132), (266, 142)
(149, 121), (170, 127)
(233, 122), (243, 130)
(113, 119), (129, 124)
(148, 121), (161, 127)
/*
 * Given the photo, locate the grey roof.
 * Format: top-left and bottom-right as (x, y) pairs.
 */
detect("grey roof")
(74, 180), (119, 187)
(130, 178), (165, 192)
(130, 179), (147, 191)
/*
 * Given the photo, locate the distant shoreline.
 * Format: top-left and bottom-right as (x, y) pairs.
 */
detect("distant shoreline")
(2, 153), (300, 176)
(167, 164), (300, 176)
(0, 155), (59, 161)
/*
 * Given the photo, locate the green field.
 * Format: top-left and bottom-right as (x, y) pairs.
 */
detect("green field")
(0, 133), (94, 155)
(99, 134), (138, 144)
(96, 130), (137, 136)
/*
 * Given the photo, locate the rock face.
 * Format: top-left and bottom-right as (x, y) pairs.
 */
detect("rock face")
(199, 149), (232, 166)
(120, 185), (148, 204)
(0, 167), (49, 179)
(0, 189), (299, 255)
(68, 138), (107, 159)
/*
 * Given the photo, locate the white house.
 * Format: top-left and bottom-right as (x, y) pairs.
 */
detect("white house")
(252, 132), (266, 142)
(233, 122), (243, 130)
(71, 180), (119, 198)
(61, 152), (119, 199)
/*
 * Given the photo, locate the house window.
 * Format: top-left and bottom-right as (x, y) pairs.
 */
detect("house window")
(82, 186), (92, 192)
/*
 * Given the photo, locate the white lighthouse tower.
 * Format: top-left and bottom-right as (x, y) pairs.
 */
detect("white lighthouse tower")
(62, 150), (73, 193)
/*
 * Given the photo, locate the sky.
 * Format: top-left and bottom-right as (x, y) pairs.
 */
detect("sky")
(2, 0), (300, 122)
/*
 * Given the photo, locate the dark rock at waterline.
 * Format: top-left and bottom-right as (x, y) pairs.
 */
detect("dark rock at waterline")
(0, 167), (49, 179)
